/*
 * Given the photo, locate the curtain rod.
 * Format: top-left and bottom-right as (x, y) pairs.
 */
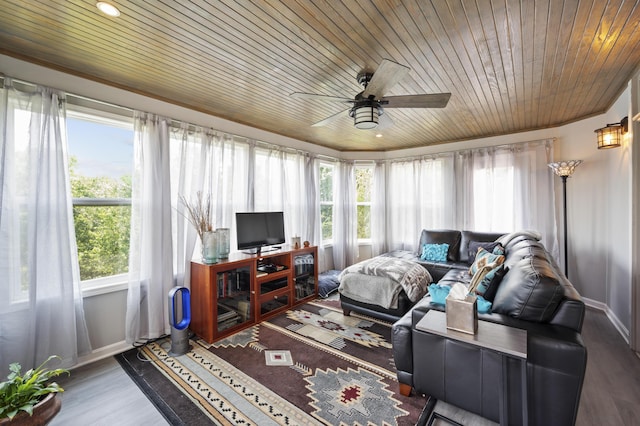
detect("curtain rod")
(387, 137), (556, 164)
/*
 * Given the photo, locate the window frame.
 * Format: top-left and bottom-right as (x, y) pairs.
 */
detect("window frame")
(319, 161), (335, 245)
(66, 103), (134, 290)
(355, 164), (374, 243)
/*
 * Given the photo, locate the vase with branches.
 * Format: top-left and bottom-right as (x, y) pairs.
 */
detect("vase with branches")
(179, 192), (217, 263)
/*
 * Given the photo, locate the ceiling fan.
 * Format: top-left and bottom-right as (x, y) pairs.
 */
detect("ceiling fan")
(291, 59), (451, 130)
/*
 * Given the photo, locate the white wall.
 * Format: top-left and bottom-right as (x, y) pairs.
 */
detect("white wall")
(1, 54), (634, 355)
(553, 88), (632, 336)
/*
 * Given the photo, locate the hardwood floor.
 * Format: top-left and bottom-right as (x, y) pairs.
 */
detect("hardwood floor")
(48, 307), (639, 426)
(49, 355), (168, 426)
(575, 308), (640, 426)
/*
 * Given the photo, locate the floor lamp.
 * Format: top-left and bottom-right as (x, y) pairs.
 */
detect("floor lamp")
(548, 160), (582, 278)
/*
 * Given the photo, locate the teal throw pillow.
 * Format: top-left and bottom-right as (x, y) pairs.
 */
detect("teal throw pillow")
(477, 295), (492, 314)
(421, 243), (449, 262)
(428, 283), (492, 313)
(428, 283), (450, 305)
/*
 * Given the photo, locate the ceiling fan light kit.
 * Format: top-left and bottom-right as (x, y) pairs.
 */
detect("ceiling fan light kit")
(351, 100), (382, 129)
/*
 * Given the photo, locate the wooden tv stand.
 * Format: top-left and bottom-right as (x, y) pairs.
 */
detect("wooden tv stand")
(190, 245), (317, 343)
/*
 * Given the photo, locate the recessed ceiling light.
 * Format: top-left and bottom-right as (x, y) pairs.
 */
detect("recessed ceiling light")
(96, 2), (120, 17)
(375, 133), (383, 138)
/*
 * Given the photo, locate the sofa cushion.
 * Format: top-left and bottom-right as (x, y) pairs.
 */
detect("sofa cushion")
(492, 255), (565, 322)
(437, 268), (471, 287)
(420, 243), (449, 262)
(459, 230), (506, 264)
(419, 229), (461, 262)
(467, 241), (502, 264)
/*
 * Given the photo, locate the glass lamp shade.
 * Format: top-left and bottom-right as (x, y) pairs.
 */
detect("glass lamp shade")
(353, 105), (379, 129)
(595, 124), (622, 149)
(548, 160), (583, 177)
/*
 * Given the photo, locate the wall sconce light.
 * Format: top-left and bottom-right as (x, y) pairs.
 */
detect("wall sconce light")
(595, 116), (628, 149)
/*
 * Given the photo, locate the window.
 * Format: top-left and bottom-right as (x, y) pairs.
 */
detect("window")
(66, 108), (134, 284)
(356, 165), (373, 240)
(319, 163), (334, 242)
(7, 108), (32, 304)
(472, 165), (514, 230)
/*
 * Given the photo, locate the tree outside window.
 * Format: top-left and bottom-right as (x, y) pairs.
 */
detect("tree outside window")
(356, 165), (373, 240)
(319, 163), (334, 242)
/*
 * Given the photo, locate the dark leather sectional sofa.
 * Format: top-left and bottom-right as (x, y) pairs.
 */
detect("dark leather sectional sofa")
(391, 229), (587, 425)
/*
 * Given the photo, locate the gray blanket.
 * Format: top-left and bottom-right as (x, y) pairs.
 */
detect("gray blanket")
(338, 257), (432, 309)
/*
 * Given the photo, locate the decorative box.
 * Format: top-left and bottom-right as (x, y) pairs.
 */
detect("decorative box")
(446, 294), (478, 334)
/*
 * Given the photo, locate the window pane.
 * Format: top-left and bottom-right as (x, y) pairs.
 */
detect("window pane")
(320, 165), (333, 202)
(67, 115), (133, 281)
(356, 166), (372, 239)
(356, 167), (372, 202)
(320, 163), (334, 243)
(473, 166), (514, 230)
(357, 205), (371, 239)
(321, 205), (333, 240)
(73, 205), (131, 280)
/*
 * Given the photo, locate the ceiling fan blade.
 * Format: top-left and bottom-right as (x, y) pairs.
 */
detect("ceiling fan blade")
(382, 93), (451, 108)
(377, 112), (394, 130)
(362, 59), (410, 99)
(311, 108), (351, 127)
(291, 92), (354, 103)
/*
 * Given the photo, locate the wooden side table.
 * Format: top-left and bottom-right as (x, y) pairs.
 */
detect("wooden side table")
(415, 310), (528, 426)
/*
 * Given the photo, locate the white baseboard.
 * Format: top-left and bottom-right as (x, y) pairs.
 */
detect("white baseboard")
(73, 341), (133, 370)
(582, 297), (630, 344)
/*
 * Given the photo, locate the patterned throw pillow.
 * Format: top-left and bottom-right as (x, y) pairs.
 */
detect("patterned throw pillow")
(469, 245), (505, 275)
(421, 243), (449, 262)
(468, 246), (507, 300)
(467, 241), (504, 264)
(475, 264), (508, 301)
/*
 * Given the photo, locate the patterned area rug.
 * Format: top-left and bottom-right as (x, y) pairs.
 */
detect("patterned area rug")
(116, 298), (427, 425)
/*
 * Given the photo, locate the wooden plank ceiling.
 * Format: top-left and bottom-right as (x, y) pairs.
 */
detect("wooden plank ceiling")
(1, 0), (639, 152)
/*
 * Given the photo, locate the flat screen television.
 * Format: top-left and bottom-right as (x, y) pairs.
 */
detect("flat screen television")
(236, 211), (285, 255)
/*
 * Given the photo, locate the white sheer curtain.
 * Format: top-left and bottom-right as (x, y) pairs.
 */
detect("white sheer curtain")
(170, 129), (320, 290)
(305, 154), (324, 262)
(387, 155), (456, 252)
(254, 146), (287, 212)
(333, 160), (358, 269)
(172, 128), (249, 277)
(251, 145), (320, 247)
(455, 140), (557, 256)
(171, 125), (213, 288)
(386, 140), (557, 257)
(125, 112), (174, 344)
(0, 79), (90, 369)
(371, 160), (387, 256)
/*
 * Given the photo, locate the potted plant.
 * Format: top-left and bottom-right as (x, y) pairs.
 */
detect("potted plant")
(0, 355), (68, 425)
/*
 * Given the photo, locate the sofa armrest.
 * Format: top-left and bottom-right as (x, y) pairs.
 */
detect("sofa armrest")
(391, 296), (436, 389)
(526, 327), (587, 425)
(391, 310), (414, 387)
(549, 299), (585, 332)
(407, 315), (587, 425)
